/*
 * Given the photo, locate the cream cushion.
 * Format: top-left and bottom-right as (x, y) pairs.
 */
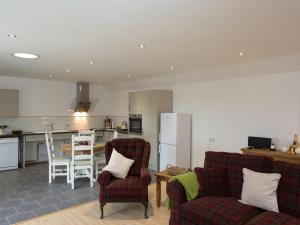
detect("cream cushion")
(102, 149), (134, 179)
(239, 168), (281, 212)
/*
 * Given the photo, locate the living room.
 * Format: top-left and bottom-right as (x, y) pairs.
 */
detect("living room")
(1, 1), (300, 225)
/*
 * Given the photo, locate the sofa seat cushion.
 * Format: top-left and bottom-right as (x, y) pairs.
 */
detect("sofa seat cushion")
(245, 211), (300, 225)
(104, 176), (141, 199)
(180, 196), (263, 225)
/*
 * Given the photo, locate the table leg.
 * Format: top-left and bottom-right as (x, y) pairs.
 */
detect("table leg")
(156, 178), (161, 207)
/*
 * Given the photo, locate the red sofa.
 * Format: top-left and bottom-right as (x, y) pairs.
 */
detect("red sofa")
(167, 151), (300, 225)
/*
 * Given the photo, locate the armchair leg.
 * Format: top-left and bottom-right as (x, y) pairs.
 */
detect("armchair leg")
(100, 203), (105, 219)
(143, 202), (149, 219)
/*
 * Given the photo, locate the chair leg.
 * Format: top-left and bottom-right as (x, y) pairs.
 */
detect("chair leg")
(143, 202), (149, 219)
(100, 203), (105, 219)
(48, 164), (52, 184)
(52, 165), (55, 179)
(66, 163), (70, 184)
(71, 166), (75, 190)
(90, 167), (93, 188)
(95, 161), (98, 178)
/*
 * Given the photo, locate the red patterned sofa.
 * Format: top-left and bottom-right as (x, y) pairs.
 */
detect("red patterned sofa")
(167, 151), (300, 225)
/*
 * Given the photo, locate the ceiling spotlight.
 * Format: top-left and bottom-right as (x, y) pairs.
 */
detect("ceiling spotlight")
(239, 52), (244, 56)
(65, 68), (72, 73)
(89, 61), (94, 65)
(170, 66), (174, 70)
(8, 34), (16, 38)
(138, 44), (146, 48)
(49, 74), (53, 78)
(127, 74), (131, 78)
(12, 53), (39, 59)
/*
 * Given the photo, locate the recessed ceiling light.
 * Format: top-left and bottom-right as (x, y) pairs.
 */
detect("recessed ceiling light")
(170, 66), (174, 70)
(49, 74), (53, 78)
(89, 61), (94, 65)
(8, 34), (16, 38)
(239, 52), (244, 56)
(65, 68), (72, 73)
(127, 74), (131, 78)
(12, 52), (39, 59)
(138, 44), (146, 48)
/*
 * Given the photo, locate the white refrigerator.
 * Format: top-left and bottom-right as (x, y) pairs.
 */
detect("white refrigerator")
(159, 113), (192, 171)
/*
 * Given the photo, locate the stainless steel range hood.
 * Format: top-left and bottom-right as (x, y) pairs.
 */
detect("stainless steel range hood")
(75, 82), (91, 112)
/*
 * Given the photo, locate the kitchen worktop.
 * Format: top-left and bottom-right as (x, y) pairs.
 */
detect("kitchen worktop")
(0, 133), (22, 139)
(0, 128), (105, 138)
(0, 128), (141, 139)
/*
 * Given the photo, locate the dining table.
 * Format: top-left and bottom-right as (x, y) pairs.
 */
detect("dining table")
(60, 142), (106, 154)
(60, 142), (106, 181)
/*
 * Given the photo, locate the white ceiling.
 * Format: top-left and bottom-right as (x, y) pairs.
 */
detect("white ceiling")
(1, 0), (300, 87)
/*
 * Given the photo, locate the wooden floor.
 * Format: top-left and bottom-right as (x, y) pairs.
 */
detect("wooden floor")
(16, 183), (170, 225)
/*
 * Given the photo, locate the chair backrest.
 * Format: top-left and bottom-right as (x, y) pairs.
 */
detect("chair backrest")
(78, 129), (95, 136)
(204, 151), (274, 198)
(71, 134), (94, 164)
(113, 130), (118, 139)
(79, 129), (95, 141)
(105, 138), (150, 176)
(45, 132), (55, 162)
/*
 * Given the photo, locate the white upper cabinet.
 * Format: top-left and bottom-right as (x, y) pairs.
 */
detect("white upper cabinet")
(129, 92), (143, 114)
(0, 89), (19, 117)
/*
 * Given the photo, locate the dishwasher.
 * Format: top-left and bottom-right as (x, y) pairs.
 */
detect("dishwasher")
(0, 137), (19, 171)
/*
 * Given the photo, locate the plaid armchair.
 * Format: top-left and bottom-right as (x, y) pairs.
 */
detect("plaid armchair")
(97, 138), (151, 219)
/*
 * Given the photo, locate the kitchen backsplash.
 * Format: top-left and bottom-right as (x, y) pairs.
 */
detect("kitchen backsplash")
(0, 115), (128, 132)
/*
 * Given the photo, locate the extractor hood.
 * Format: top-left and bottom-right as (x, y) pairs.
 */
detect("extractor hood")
(74, 82), (91, 112)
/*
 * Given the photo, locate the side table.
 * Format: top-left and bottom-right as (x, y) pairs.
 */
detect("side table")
(155, 170), (173, 207)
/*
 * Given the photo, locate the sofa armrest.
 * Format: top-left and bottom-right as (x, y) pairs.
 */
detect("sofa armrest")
(98, 170), (113, 188)
(167, 180), (188, 206)
(167, 180), (188, 225)
(140, 168), (151, 186)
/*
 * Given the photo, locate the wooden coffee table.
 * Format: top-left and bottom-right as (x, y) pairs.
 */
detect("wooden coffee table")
(155, 170), (175, 207)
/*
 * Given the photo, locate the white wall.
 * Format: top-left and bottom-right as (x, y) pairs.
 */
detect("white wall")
(2, 71), (300, 168)
(173, 72), (300, 167)
(109, 71), (300, 168)
(0, 75), (111, 131)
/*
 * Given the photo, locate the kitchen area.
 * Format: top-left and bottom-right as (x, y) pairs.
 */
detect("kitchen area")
(0, 83), (191, 174)
(0, 83), (177, 173)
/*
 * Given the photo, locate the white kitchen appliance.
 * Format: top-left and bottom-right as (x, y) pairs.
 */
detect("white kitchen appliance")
(159, 113), (191, 171)
(0, 137), (19, 171)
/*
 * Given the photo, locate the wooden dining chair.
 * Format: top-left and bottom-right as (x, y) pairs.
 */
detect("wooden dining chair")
(71, 134), (94, 189)
(79, 129), (95, 137)
(45, 132), (70, 184)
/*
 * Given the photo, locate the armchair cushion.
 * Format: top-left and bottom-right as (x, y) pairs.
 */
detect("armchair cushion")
(104, 176), (142, 201)
(194, 167), (229, 198)
(102, 149), (134, 179)
(140, 168), (151, 186)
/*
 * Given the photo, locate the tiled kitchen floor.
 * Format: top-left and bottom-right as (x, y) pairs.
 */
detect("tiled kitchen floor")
(0, 163), (99, 225)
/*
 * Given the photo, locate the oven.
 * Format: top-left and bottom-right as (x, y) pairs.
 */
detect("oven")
(129, 114), (142, 133)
